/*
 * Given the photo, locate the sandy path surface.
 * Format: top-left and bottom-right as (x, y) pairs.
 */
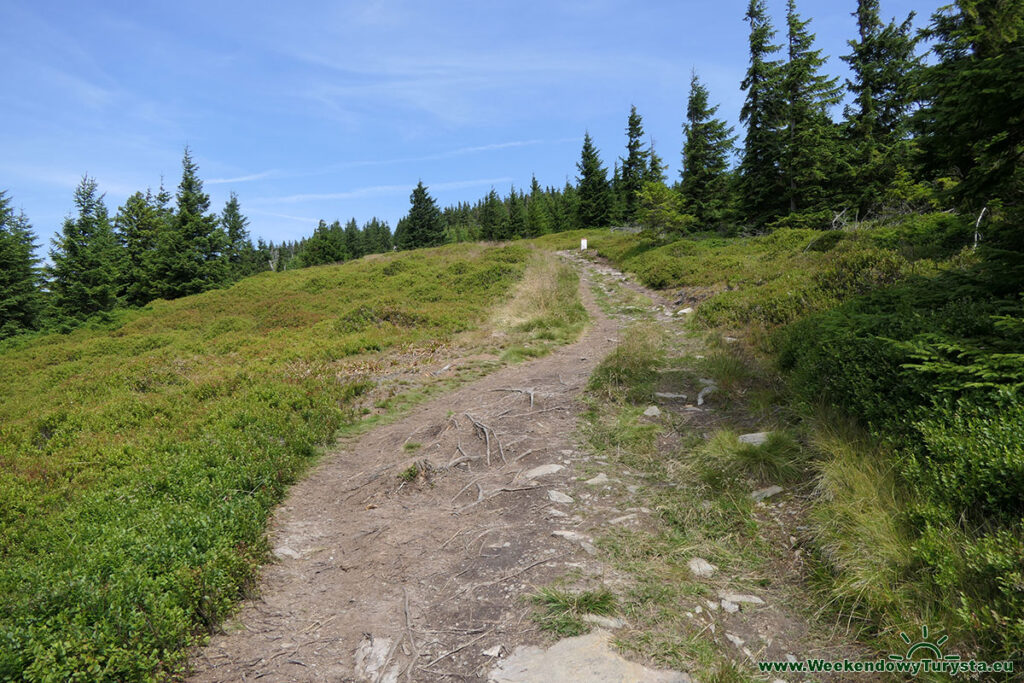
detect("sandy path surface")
(188, 255), (683, 682)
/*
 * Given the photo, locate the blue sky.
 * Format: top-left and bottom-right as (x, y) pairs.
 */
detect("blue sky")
(1, 0), (933, 250)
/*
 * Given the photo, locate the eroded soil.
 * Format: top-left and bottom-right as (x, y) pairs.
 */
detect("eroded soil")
(188, 254), (861, 682)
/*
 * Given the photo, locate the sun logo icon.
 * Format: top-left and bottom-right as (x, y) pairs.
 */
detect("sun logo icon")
(889, 624), (961, 662)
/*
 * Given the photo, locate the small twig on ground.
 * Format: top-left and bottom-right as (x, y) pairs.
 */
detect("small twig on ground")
(423, 631), (490, 668)
(403, 588), (419, 683)
(490, 387), (536, 408)
(450, 477), (488, 506)
(464, 413), (491, 465)
(447, 443), (480, 469)
(510, 448), (535, 463)
(500, 406), (567, 419)
(448, 554), (562, 600)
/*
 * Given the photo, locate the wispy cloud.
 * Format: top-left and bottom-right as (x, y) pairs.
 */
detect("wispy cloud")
(235, 140), (572, 184)
(247, 208), (321, 223)
(262, 177), (513, 204)
(207, 170), (277, 185)
(333, 138), (575, 169)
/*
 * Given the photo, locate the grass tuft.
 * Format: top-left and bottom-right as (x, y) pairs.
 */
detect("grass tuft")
(587, 324), (663, 403)
(529, 586), (617, 637)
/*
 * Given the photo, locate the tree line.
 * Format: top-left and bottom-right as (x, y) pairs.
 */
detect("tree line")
(395, 0), (1019, 244)
(2, 0), (1020, 339)
(0, 148), (273, 339)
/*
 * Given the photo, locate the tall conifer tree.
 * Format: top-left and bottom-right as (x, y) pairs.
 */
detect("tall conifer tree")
(738, 0), (787, 228)
(842, 0), (919, 214)
(620, 106), (651, 222)
(525, 175), (552, 237)
(680, 72), (737, 228)
(646, 141), (668, 185)
(507, 187), (527, 238)
(0, 191), (42, 338)
(115, 190), (164, 306)
(781, 0), (844, 214)
(399, 182), (445, 249)
(343, 218), (363, 259)
(49, 177), (121, 323)
(220, 192), (259, 278)
(154, 148), (228, 298)
(914, 0), (1024, 218)
(577, 133), (613, 229)
(478, 189), (507, 241)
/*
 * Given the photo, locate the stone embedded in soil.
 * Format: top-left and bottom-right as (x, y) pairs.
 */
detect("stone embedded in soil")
(738, 431), (771, 446)
(547, 490), (575, 504)
(582, 614), (626, 629)
(725, 633), (746, 648)
(274, 546), (302, 560)
(677, 308), (693, 315)
(523, 464), (564, 480)
(552, 530), (591, 544)
(687, 557), (717, 578)
(718, 592), (765, 605)
(585, 473), (611, 486)
(489, 629), (691, 683)
(654, 392), (687, 400)
(609, 514), (637, 525)
(721, 600), (739, 613)
(643, 405), (661, 417)
(354, 635), (395, 681)
(751, 485), (784, 502)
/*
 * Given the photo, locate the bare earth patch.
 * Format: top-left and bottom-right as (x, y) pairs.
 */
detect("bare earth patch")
(188, 254), (865, 682)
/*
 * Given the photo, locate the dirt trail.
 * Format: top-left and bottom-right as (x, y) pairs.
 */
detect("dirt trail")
(189, 255), (685, 682)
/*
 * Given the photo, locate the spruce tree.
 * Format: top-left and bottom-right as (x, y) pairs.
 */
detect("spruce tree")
(343, 218), (363, 259)
(646, 141), (668, 185)
(738, 0), (787, 228)
(361, 218), (392, 254)
(576, 133), (613, 229)
(526, 175), (552, 236)
(914, 0), (1024, 217)
(548, 182), (580, 233)
(115, 190), (164, 306)
(507, 187), (527, 238)
(620, 106), (651, 222)
(780, 0), (844, 215)
(842, 0), (919, 215)
(479, 189), (507, 241)
(393, 217), (410, 251)
(0, 191), (42, 338)
(680, 72), (737, 228)
(401, 181), (445, 249)
(48, 177), (121, 324)
(154, 148), (229, 298)
(221, 192), (259, 279)
(302, 220), (346, 265)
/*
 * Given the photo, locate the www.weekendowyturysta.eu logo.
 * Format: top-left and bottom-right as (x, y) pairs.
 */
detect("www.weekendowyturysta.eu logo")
(889, 624), (957, 664)
(757, 624), (1015, 676)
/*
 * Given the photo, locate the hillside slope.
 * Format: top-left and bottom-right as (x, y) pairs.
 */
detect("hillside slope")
(0, 243), (585, 681)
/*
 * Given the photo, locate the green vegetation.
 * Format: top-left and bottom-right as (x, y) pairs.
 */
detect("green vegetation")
(0, 243), (540, 681)
(529, 586), (617, 637)
(578, 314), (774, 682)
(568, 211), (1023, 664)
(488, 251), (588, 362)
